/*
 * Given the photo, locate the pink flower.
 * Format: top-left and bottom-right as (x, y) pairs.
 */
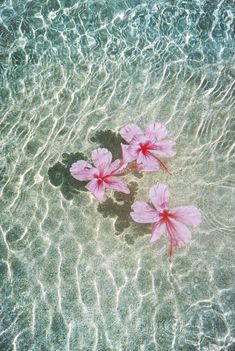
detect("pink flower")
(120, 123), (176, 172)
(130, 184), (201, 255)
(70, 148), (130, 202)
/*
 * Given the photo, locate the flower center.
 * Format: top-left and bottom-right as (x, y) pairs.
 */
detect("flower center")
(95, 173), (109, 185)
(160, 209), (172, 222)
(138, 143), (150, 156)
(96, 178), (103, 185)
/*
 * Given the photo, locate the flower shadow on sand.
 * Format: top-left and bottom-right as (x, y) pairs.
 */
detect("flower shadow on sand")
(48, 130), (147, 241)
(97, 181), (150, 243)
(90, 129), (124, 160)
(48, 152), (88, 201)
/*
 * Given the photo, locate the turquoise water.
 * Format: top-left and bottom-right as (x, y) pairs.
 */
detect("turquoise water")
(0, 0), (235, 350)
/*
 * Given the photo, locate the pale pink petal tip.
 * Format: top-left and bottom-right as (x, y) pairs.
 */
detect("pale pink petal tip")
(152, 139), (176, 158)
(145, 122), (168, 142)
(106, 176), (130, 194)
(108, 159), (123, 174)
(149, 183), (169, 210)
(171, 206), (202, 228)
(121, 143), (138, 163)
(130, 201), (159, 223)
(137, 153), (160, 172)
(120, 123), (142, 143)
(70, 160), (87, 174)
(70, 160), (95, 181)
(91, 148), (112, 170)
(150, 221), (166, 243)
(166, 219), (192, 247)
(85, 179), (105, 202)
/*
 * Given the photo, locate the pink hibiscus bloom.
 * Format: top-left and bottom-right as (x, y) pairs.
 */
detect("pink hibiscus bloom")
(130, 184), (201, 256)
(70, 148), (130, 202)
(120, 123), (176, 173)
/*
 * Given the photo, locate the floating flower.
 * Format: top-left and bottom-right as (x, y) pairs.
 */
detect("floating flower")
(70, 148), (130, 202)
(120, 123), (176, 173)
(130, 184), (201, 255)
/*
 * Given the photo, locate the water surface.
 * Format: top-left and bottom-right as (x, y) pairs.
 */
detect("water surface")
(0, 0), (235, 350)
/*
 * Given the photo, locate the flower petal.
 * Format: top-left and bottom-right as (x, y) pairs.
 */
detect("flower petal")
(120, 124), (142, 144)
(137, 152), (160, 172)
(85, 179), (105, 202)
(70, 160), (96, 181)
(108, 159), (126, 175)
(92, 148), (112, 171)
(130, 201), (159, 223)
(151, 139), (176, 158)
(150, 221), (166, 243)
(105, 176), (130, 194)
(166, 218), (192, 247)
(121, 143), (138, 163)
(145, 122), (168, 142)
(171, 206), (202, 228)
(138, 162), (160, 172)
(149, 184), (169, 210)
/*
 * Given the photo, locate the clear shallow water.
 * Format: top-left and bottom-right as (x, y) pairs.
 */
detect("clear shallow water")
(0, 0), (235, 350)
